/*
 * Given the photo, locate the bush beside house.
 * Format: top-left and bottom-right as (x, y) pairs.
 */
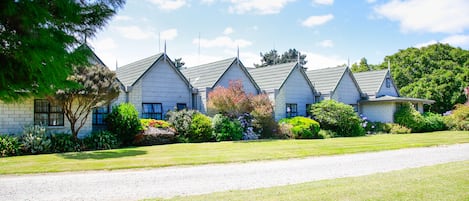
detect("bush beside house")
(311, 100), (365, 137)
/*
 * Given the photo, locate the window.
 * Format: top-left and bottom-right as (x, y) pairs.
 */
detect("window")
(286, 103), (297, 118)
(92, 106), (109, 125)
(142, 103), (163, 119)
(34, 99), (64, 126)
(386, 78), (391, 88)
(306, 104), (312, 117)
(176, 103), (187, 110)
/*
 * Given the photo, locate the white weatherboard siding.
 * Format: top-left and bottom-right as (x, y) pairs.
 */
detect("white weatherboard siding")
(139, 60), (192, 116)
(361, 102), (396, 123)
(196, 89), (209, 114)
(215, 63), (258, 95)
(332, 73), (361, 105)
(376, 72), (399, 97)
(128, 81), (143, 115)
(278, 69), (315, 120)
(0, 99), (92, 138)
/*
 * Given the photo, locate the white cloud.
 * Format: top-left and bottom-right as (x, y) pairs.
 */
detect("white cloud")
(91, 37), (118, 50)
(114, 26), (156, 40)
(228, 0), (294, 15)
(303, 52), (346, 70)
(181, 53), (223, 67)
(201, 0), (216, 5)
(224, 27), (234, 35)
(146, 0), (187, 11)
(114, 15), (132, 21)
(301, 14), (334, 27)
(160, 29), (178, 41)
(366, 0), (376, 3)
(374, 0), (469, 34)
(313, 0), (333, 5)
(317, 40), (334, 48)
(415, 35), (469, 48)
(193, 36), (252, 49)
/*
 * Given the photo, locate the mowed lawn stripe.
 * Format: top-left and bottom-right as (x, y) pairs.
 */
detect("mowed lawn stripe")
(0, 131), (468, 174)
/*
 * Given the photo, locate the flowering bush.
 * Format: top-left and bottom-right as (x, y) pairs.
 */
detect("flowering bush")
(207, 80), (252, 118)
(21, 125), (51, 154)
(250, 94), (276, 138)
(140, 119), (171, 130)
(238, 113), (258, 140)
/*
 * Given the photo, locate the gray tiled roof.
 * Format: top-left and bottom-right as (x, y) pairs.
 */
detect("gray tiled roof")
(306, 66), (347, 94)
(116, 53), (164, 87)
(360, 95), (435, 104)
(181, 58), (236, 89)
(354, 70), (388, 96)
(248, 62), (297, 90)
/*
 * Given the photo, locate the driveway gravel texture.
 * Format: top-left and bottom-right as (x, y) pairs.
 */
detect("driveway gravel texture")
(1, 143), (468, 201)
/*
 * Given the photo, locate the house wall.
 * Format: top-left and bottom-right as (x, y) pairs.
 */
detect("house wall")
(0, 99), (92, 138)
(195, 89), (209, 114)
(134, 59), (192, 118)
(215, 63), (258, 95)
(376, 72), (399, 97)
(360, 102), (396, 123)
(274, 68), (315, 121)
(332, 72), (361, 105)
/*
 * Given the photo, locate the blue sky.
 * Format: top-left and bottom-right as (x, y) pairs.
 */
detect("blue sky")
(90, 0), (469, 70)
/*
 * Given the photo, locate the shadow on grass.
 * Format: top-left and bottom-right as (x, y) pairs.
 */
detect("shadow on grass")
(59, 149), (147, 160)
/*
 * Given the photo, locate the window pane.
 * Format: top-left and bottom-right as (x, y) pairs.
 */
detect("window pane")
(35, 100), (49, 113)
(34, 114), (48, 125)
(153, 104), (162, 113)
(177, 103), (187, 110)
(143, 104), (153, 113)
(50, 104), (62, 113)
(49, 113), (64, 126)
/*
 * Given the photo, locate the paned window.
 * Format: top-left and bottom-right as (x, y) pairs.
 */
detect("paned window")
(176, 103), (187, 110)
(34, 99), (64, 126)
(92, 106), (109, 125)
(142, 103), (163, 120)
(286, 103), (298, 118)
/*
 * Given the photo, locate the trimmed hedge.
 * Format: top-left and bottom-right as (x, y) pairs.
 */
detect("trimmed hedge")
(279, 117), (321, 139)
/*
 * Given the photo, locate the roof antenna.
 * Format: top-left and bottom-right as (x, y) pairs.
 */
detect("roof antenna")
(237, 45), (240, 64)
(164, 40), (167, 61)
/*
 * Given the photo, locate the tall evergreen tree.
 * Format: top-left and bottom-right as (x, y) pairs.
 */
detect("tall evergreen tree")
(0, 0), (125, 101)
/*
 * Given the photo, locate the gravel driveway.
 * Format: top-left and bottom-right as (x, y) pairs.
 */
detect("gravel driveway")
(1, 143), (469, 201)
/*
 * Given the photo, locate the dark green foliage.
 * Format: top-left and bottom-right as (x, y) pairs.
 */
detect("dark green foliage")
(212, 114), (243, 141)
(50, 133), (81, 153)
(444, 104), (469, 131)
(84, 130), (119, 150)
(255, 49), (307, 67)
(389, 124), (412, 134)
(351, 57), (376, 73)
(106, 103), (140, 146)
(422, 112), (446, 132)
(20, 125), (51, 154)
(394, 103), (424, 132)
(0, 135), (21, 157)
(364, 122), (392, 134)
(374, 44), (469, 113)
(311, 100), (365, 137)
(0, 0), (124, 101)
(166, 109), (198, 141)
(188, 113), (214, 143)
(279, 117), (321, 139)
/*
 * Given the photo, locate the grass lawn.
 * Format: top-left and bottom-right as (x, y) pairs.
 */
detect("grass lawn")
(149, 160), (469, 201)
(0, 131), (468, 174)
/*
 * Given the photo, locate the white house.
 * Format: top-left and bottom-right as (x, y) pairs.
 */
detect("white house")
(115, 53), (193, 120)
(306, 66), (364, 111)
(354, 69), (434, 122)
(180, 57), (260, 113)
(248, 62), (317, 121)
(0, 45), (105, 137)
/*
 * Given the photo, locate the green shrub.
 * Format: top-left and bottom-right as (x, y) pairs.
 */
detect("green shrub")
(364, 121), (392, 134)
(422, 112), (446, 132)
(394, 103), (424, 132)
(318, 129), (336, 138)
(166, 109), (197, 140)
(135, 119), (176, 146)
(0, 135), (21, 157)
(50, 133), (81, 153)
(186, 113), (214, 142)
(279, 117), (321, 139)
(212, 114), (243, 141)
(106, 103), (140, 146)
(21, 125), (51, 154)
(84, 130), (120, 150)
(250, 94), (276, 138)
(311, 100), (365, 137)
(389, 124), (412, 134)
(444, 104), (469, 131)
